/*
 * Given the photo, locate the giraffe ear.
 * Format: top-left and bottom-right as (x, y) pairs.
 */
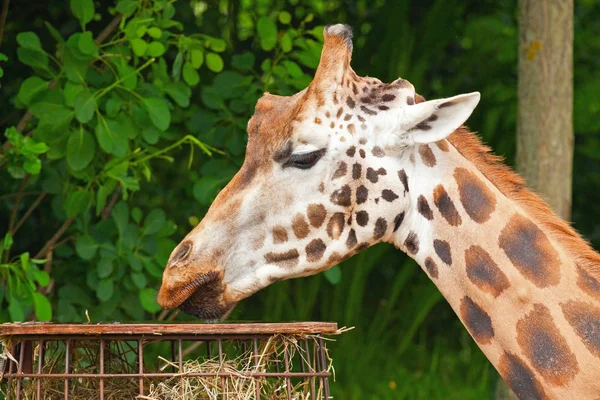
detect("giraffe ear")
(404, 92), (480, 144)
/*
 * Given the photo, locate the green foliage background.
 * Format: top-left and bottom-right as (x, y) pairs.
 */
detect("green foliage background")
(1, 0), (599, 398)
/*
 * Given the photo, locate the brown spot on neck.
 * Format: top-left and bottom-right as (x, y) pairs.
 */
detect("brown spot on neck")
(433, 184), (462, 226)
(418, 145), (436, 167)
(499, 213), (561, 288)
(417, 195), (434, 220)
(424, 257), (438, 279)
(498, 353), (549, 400)
(454, 167), (496, 223)
(516, 303), (579, 386)
(460, 296), (494, 344)
(373, 218), (387, 240)
(561, 300), (600, 359)
(404, 231), (419, 254)
(433, 239), (452, 266)
(464, 245), (510, 297)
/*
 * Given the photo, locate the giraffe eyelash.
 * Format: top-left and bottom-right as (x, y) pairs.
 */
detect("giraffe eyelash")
(283, 149), (326, 170)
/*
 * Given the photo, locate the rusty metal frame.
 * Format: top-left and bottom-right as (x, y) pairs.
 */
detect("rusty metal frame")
(0, 323), (336, 399)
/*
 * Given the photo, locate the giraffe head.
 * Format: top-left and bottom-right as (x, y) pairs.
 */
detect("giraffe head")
(157, 24), (480, 319)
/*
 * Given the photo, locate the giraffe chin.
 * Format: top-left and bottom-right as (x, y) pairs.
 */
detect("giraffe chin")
(176, 271), (233, 320)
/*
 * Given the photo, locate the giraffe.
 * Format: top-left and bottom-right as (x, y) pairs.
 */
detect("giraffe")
(157, 24), (600, 399)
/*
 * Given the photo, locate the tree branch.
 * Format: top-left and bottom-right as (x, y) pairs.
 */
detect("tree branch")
(34, 218), (75, 260)
(7, 174), (29, 233)
(11, 191), (46, 235)
(101, 184), (121, 220)
(0, 0), (9, 51)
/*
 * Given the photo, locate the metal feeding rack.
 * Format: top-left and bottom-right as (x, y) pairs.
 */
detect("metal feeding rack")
(0, 322), (338, 400)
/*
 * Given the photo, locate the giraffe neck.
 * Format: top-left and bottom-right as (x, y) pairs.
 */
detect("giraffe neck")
(389, 138), (600, 399)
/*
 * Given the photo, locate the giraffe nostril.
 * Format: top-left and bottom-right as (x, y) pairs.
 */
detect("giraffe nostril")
(169, 241), (193, 267)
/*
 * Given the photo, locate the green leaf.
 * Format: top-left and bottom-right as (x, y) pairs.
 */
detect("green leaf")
(78, 31), (98, 55)
(182, 61), (200, 86)
(64, 190), (92, 218)
(164, 82), (191, 107)
(193, 177), (224, 205)
(45, 21), (65, 45)
(257, 16), (278, 51)
(96, 279), (114, 301)
(139, 288), (161, 313)
(190, 49), (204, 68)
(208, 38), (226, 52)
(74, 90), (97, 123)
(324, 264), (342, 285)
(105, 96), (123, 117)
(147, 27), (162, 39)
(131, 38), (147, 57)
(231, 53), (255, 71)
(116, 64), (137, 90)
(116, 0), (138, 18)
(63, 82), (84, 108)
(70, 0), (95, 27)
(17, 48), (48, 71)
(127, 252), (143, 272)
(33, 269), (50, 287)
(143, 97), (171, 131)
(17, 32), (43, 50)
(147, 41), (166, 57)
(112, 201), (129, 237)
(17, 76), (48, 105)
(282, 60), (303, 78)
(141, 126), (160, 144)
(95, 117), (128, 156)
(8, 297), (25, 321)
(281, 31), (292, 53)
(95, 180), (116, 216)
(67, 128), (95, 170)
(143, 209), (166, 235)
(3, 232), (13, 250)
(97, 257), (114, 278)
(63, 47), (88, 83)
(205, 53), (224, 73)
(75, 234), (97, 260)
(279, 11), (292, 24)
(131, 272), (147, 289)
(33, 293), (52, 321)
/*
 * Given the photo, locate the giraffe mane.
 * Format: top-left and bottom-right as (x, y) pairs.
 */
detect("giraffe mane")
(448, 127), (600, 282)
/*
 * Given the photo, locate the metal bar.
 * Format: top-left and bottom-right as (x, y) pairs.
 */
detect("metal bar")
(283, 345), (291, 400)
(218, 339), (226, 399)
(7, 345), (15, 400)
(170, 341), (176, 373)
(37, 339), (45, 399)
(4, 334), (282, 342)
(99, 340), (105, 400)
(318, 337), (330, 400)
(16, 340), (24, 399)
(138, 339), (144, 396)
(64, 340), (70, 400)
(178, 339), (183, 398)
(303, 339), (316, 398)
(253, 338), (260, 400)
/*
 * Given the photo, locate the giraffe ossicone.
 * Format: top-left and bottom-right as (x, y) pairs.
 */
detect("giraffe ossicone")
(158, 24), (600, 398)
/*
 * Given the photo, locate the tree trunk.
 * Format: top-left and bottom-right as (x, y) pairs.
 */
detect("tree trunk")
(497, 1), (574, 399)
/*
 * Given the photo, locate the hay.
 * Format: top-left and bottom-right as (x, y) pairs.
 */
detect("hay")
(1, 335), (333, 400)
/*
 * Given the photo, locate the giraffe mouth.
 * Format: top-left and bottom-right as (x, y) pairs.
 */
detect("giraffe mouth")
(176, 271), (233, 320)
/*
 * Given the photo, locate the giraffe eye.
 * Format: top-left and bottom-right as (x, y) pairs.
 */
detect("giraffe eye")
(284, 149), (326, 169)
